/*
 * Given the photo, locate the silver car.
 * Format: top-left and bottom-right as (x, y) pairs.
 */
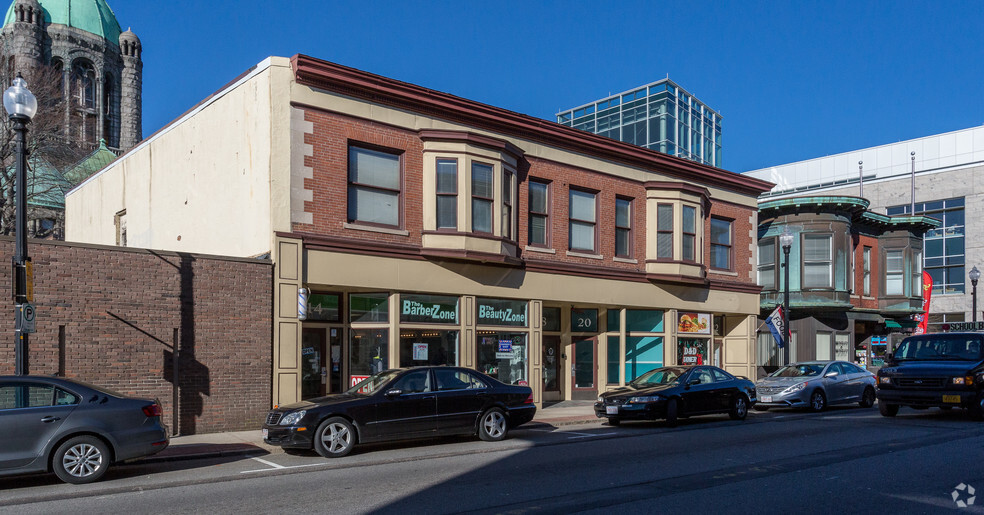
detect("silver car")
(753, 361), (876, 412)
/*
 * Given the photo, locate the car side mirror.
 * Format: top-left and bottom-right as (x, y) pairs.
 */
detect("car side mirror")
(886, 353), (893, 361)
(825, 372), (838, 378)
(385, 389), (403, 397)
(688, 378), (701, 386)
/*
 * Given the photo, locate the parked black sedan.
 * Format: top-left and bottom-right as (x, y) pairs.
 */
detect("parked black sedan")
(263, 366), (536, 457)
(0, 376), (169, 484)
(595, 365), (756, 426)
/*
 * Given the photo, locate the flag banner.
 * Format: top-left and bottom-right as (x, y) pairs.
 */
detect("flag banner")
(765, 306), (786, 348)
(914, 271), (932, 335)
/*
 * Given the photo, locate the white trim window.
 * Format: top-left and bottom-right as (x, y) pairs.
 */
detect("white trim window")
(802, 234), (832, 288)
(886, 249), (905, 296)
(758, 239), (776, 290)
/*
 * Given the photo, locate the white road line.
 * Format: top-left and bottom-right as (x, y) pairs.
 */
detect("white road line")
(568, 432), (617, 439)
(241, 462), (327, 474)
(249, 457), (285, 469)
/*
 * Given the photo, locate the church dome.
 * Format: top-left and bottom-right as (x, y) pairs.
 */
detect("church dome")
(3, 0), (122, 43)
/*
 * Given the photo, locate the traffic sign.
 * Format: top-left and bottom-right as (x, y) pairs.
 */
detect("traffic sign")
(17, 302), (35, 334)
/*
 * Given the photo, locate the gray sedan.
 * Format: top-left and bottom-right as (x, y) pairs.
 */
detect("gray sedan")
(0, 376), (169, 484)
(753, 361), (876, 412)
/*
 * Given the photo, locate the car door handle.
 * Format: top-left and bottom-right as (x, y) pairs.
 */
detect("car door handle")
(41, 416), (60, 423)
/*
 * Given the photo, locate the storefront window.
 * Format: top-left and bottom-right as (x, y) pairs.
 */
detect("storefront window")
(399, 330), (459, 367)
(477, 331), (527, 385)
(678, 338), (709, 365)
(626, 310), (664, 332)
(350, 293), (389, 323)
(399, 294), (459, 324)
(476, 298), (528, 327)
(626, 336), (663, 381)
(607, 336), (620, 385)
(307, 293), (341, 322)
(543, 307), (561, 331)
(607, 309), (619, 331)
(349, 329), (388, 386)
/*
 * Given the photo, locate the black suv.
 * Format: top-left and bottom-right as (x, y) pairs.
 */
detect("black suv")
(876, 331), (984, 419)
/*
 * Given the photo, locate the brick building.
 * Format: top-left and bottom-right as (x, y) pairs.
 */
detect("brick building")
(66, 55), (773, 408)
(0, 237), (272, 434)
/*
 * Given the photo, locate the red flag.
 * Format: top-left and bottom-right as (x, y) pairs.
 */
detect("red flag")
(915, 271), (932, 335)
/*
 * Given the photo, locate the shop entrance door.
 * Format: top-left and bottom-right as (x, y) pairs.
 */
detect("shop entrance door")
(301, 328), (327, 399)
(542, 336), (561, 401)
(328, 328), (343, 394)
(571, 338), (597, 400)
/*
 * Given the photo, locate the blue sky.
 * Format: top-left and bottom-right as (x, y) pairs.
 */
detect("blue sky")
(109, 0), (984, 173)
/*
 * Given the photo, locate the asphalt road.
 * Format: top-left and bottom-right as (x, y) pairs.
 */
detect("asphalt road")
(2, 405), (984, 514)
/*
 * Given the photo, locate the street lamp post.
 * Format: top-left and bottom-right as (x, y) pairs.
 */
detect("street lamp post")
(4, 73), (37, 376)
(971, 266), (981, 324)
(779, 227), (794, 365)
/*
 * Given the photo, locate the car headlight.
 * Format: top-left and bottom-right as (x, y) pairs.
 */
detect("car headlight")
(879, 376), (892, 385)
(783, 382), (806, 393)
(953, 376), (974, 385)
(597, 396), (604, 403)
(279, 410), (307, 426)
(628, 395), (663, 403)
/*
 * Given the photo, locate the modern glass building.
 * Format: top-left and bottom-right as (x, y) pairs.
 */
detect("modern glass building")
(557, 79), (723, 167)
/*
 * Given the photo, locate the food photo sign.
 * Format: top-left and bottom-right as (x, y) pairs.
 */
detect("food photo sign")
(677, 312), (711, 335)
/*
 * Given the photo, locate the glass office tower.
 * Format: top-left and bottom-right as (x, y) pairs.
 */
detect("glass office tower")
(557, 79), (722, 168)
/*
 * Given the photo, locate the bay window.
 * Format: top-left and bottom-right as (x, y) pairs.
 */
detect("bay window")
(436, 159), (457, 229)
(803, 234), (832, 288)
(471, 162), (494, 234)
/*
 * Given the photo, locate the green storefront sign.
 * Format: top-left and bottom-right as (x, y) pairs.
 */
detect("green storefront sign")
(400, 294), (459, 324)
(477, 298), (528, 327)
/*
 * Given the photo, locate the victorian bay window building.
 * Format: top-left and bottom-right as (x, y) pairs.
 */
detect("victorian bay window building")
(66, 55), (773, 407)
(756, 196), (940, 373)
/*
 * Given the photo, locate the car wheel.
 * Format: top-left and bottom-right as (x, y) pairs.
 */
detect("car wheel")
(607, 418), (621, 426)
(665, 398), (679, 427)
(478, 408), (508, 441)
(313, 417), (356, 458)
(729, 394), (749, 420)
(810, 390), (826, 412)
(968, 393), (984, 421)
(859, 387), (876, 408)
(753, 405), (770, 411)
(52, 436), (110, 484)
(879, 402), (899, 417)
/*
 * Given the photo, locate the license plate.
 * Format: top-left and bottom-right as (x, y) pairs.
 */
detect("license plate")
(943, 395), (962, 404)
(761, 395), (773, 403)
(606, 406), (619, 415)
(262, 428), (268, 439)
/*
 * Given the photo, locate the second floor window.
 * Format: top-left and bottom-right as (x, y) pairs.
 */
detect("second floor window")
(471, 162), (494, 233)
(569, 189), (596, 253)
(348, 145), (401, 227)
(502, 171), (513, 239)
(863, 246), (871, 296)
(528, 181), (549, 246)
(615, 197), (631, 257)
(710, 217), (732, 270)
(436, 159), (457, 229)
(682, 205), (696, 262)
(758, 239), (775, 290)
(803, 234), (832, 288)
(886, 249), (904, 295)
(657, 204), (673, 259)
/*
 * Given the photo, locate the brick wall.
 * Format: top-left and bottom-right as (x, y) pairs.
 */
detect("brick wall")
(0, 237), (272, 435)
(296, 108), (759, 284)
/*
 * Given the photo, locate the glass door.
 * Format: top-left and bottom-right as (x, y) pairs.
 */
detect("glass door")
(543, 336), (561, 397)
(571, 338), (597, 400)
(301, 328), (327, 399)
(329, 328), (343, 394)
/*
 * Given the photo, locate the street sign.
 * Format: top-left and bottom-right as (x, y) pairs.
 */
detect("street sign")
(946, 321), (984, 332)
(25, 259), (32, 302)
(17, 302), (35, 334)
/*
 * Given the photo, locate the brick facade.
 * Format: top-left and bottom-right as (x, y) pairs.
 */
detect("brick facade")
(0, 237), (272, 435)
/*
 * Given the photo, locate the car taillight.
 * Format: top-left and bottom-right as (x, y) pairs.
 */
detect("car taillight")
(142, 403), (163, 417)
(524, 394), (534, 404)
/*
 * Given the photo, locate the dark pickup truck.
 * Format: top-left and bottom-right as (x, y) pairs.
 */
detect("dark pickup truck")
(876, 331), (984, 419)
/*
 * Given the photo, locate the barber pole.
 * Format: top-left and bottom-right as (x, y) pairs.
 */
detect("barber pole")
(298, 287), (309, 321)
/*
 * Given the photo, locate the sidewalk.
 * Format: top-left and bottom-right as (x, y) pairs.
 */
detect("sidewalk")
(146, 401), (598, 463)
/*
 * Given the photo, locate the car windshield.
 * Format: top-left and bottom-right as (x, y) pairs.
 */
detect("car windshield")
(345, 370), (402, 395)
(894, 335), (984, 361)
(769, 364), (824, 378)
(630, 367), (686, 387)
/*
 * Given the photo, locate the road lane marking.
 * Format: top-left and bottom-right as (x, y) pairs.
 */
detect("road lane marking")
(241, 462), (328, 474)
(530, 428), (617, 439)
(567, 432), (617, 439)
(249, 457), (285, 469)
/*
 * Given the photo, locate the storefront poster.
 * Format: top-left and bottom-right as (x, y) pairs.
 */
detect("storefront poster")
(677, 312), (711, 334)
(412, 343), (428, 361)
(678, 339), (708, 365)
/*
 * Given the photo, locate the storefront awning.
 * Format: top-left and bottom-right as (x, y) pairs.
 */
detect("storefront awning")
(885, 320), (902, 329)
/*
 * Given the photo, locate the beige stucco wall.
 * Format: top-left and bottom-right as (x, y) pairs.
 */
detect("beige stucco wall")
(65, 57), (296, 258)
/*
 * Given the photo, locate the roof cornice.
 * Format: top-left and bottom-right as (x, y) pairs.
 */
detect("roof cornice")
(290, 54), (774, 197)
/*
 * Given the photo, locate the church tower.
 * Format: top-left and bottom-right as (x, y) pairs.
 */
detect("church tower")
(0, 0), (142, 152)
